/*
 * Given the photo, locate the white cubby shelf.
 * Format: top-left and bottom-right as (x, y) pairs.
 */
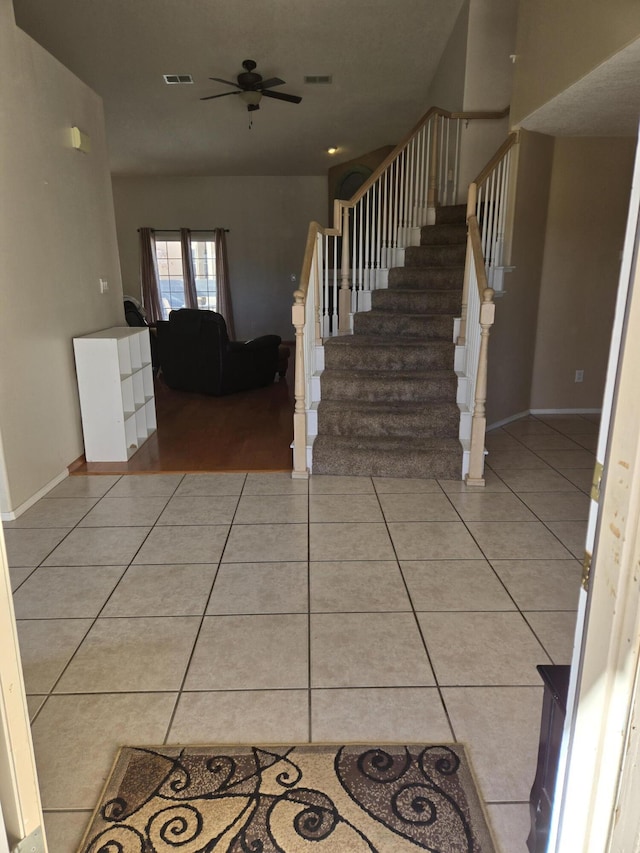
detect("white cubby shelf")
(73, 326), (156, 461)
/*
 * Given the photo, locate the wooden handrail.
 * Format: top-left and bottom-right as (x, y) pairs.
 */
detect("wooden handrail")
(450, 107), (509, 120)
(473, 131), (519, 187)
(468, 215), (489, 293)
(297, 222), (323, 302)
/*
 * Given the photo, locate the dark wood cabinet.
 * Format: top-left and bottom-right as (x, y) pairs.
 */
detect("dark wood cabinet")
(527, 664), (571, 852)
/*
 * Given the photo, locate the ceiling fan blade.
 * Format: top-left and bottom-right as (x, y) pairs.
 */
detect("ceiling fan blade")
(208, 77), (241, 88)
(200, 91), (240, 101)
(257, 77), (285, 90)
(262, 90), (302, 104)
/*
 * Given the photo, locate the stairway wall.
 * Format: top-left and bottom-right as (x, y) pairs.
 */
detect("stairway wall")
(530, 136), (636, 410)
(486, 130), (553, 425)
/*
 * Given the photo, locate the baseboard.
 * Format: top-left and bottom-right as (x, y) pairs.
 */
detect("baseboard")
(487, 410), (530, 431)
(0, 468), (69, 521)
(488, 407), (602, 431)
(530, 408), (602, 415)
(68, 454), (86, 473)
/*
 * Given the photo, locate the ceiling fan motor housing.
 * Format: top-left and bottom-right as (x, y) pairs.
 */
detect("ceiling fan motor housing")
(239, 59), (261, 89)
(238, 70), (262, 89)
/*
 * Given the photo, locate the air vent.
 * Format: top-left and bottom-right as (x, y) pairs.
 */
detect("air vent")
(163, 74), (194, 84)
(304, 75), (332, 84)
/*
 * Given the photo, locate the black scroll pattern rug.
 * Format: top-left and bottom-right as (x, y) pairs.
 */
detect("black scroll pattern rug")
(78, 743), (496, 852)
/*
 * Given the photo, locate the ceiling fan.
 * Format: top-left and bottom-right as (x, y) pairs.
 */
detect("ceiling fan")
(201, 59), (302, 111)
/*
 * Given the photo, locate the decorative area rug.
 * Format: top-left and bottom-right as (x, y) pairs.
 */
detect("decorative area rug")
(78, 743), (496, 852)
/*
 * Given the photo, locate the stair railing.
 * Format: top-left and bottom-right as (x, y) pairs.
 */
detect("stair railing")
(459, 131), (519, 485)
(291, 105), (509, 477)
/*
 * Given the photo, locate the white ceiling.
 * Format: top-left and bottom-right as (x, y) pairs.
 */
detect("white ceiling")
(12, 0), (465, 176)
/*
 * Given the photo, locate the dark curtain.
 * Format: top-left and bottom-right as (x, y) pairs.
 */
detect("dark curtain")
(138, 228), (163, 323)
(180, 228), (199, 309)
(215, 228), (235, 340)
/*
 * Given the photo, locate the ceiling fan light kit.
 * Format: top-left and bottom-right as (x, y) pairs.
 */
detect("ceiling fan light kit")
(201, 59), (302, 111)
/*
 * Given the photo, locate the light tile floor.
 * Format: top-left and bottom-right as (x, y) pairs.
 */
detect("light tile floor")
(4, 413), (597, 852)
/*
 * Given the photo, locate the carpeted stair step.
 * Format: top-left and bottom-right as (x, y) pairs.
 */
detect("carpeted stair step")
(317, 399), (460, 438)
(354, 311), (455, 339)
(372, 289), (462, 315)
(405, 243), (467, 267)
(324, 336), (455, 372)
(420, 223), (467, 245)
(320, 369), (456, 403)
(387, 266), (464, 290)
(312, 435), (461, 478)
(436, 204), (467, 225)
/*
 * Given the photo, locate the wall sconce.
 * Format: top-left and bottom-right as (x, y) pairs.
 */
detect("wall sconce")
(70, 126), (91, 153)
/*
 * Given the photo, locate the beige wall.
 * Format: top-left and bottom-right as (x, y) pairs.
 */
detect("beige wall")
(463, 0), (517, 111)
(487, 130), (554, 424)
(425, 0), (469, 112)
(511, 0), (640, 126)
(530, 137), (635, 410)
(0, 0), (124, 514)
(112, 175), (327, 342)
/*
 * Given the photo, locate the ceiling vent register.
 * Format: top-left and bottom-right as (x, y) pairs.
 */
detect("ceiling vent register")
(304, 75), (333, 84)
(163, 74), (193, 84)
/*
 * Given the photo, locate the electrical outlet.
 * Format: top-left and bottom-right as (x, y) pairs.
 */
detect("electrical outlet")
(575, 369), (584, 383)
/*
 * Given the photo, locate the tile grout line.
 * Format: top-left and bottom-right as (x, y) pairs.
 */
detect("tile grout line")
(161, 475), (247, 744)
(372, 476), (458, 742)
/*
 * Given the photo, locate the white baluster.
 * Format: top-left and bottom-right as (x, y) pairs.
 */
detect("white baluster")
(332, 237), (338, 334)
(365, 189), (371, 292)
(390, 157), (398, 252)
(340, 205), (352, 333)
(453, 119), (461, 205)
(381, 167), (389, 269)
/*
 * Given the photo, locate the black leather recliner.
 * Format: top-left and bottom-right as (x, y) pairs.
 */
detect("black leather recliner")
(124, 298), (159, 373)
(156, 309), (281, 396)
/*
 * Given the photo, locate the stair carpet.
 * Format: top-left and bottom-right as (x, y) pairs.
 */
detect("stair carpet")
(312, 204), (467, 479)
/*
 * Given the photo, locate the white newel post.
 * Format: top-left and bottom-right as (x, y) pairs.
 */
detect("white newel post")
(291, 290), (309, 478)
(465, 287), (494, 486)
(339, 205), (351, 333)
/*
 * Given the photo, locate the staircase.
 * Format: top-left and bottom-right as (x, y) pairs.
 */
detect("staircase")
(312, 204), (467, 478)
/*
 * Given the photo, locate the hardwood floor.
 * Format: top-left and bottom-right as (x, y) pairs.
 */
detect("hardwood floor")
(74, 374), (295, 474)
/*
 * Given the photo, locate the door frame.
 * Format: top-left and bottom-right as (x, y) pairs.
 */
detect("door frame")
(0, 524), (47, 849)
(552, 125), (640, 851)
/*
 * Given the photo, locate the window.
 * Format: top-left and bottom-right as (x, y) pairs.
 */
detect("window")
(192, 238), (217, 311)
(154, 232), (217, 320)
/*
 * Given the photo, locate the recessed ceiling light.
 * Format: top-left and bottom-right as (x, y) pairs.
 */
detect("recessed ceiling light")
(327, 146), (338, 155)
(163, 74), (193, 84)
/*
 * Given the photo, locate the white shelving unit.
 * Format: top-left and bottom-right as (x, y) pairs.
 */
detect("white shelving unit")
(73, 326), (156, 461)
